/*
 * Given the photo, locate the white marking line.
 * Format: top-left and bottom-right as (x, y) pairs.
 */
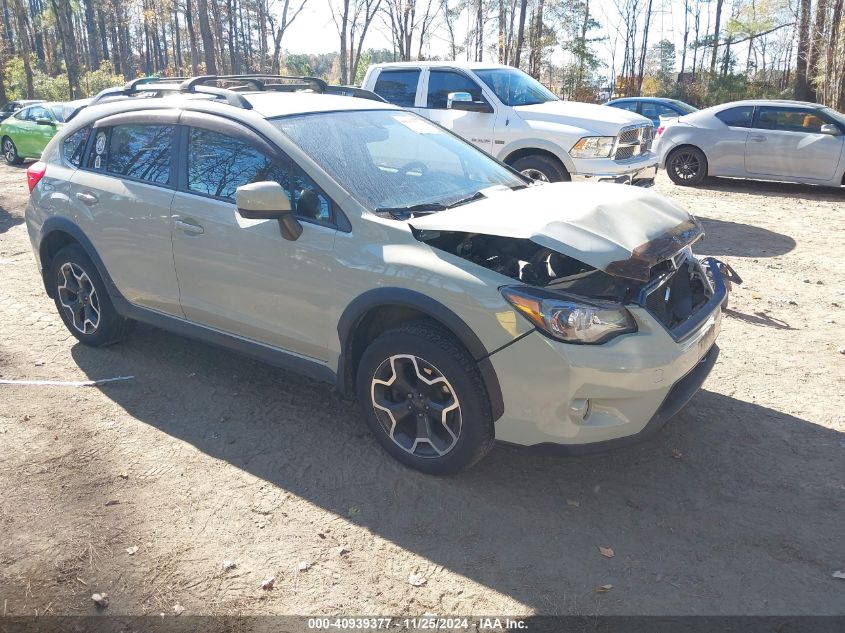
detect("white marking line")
(0, 376), (134, 387)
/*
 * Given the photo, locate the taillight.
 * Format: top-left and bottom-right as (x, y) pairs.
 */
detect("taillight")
(656, 126), (665, 136)
(27, 161), (47, 193)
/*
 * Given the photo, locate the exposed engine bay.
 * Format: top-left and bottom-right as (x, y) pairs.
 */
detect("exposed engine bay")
(416, 229), (717, 331)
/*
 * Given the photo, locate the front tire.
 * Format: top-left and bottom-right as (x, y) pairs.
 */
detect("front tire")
(3, 136), (23, 165)
(356, 321), (495, 475)
(49, 244), (134, 346)
(666, 146), (708, 186)
(511, 154), (570, 183)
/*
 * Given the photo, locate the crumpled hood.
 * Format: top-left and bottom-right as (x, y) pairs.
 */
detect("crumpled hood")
(409, 183), (703, 282)
(514, 101), (650, 135)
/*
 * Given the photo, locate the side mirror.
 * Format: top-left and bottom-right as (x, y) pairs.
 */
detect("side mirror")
(819, 123), (839, 136)
(236, 181), (302, 241)
(35, 117), (55, 126)
(446, 91), (492, 113)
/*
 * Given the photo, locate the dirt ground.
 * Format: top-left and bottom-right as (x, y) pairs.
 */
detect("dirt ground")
(0, 162), (843, 619)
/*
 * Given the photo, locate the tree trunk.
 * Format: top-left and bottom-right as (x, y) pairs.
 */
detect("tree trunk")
(513, 0), (527, 68)
(197, 0), (217, 73)
(795, 0), (812, 100)
(709, 0), (724, 74)
(84, 0), (100, 69)
(807, 0), (828, 101)
(51, 0), (82, 97)
(828, 0), (843, 107)
(97, 8), (109, 61)
(185, 0), (200, 74)
(2, 0), (15, 56)
(13, 0), (34, 96)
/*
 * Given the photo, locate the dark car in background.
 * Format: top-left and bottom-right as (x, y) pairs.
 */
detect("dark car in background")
(0, 99), (45, 122)
(605, 97), (698, 127)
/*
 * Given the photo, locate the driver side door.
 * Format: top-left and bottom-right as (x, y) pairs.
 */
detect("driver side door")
(420, 69), (496, 154)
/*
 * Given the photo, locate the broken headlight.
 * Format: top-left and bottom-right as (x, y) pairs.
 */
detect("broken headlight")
(501, 286), (637, 344)
(570, 136), (615, 159)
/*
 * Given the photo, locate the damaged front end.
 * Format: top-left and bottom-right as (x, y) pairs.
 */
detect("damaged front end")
(414, 223), (734, 344)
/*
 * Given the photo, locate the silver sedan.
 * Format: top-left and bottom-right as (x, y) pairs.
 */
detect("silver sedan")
(654, 100), (845, 187)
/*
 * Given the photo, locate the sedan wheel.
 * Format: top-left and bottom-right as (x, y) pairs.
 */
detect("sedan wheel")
(3, 137), (22, 165)
(667, 146), (708, 186)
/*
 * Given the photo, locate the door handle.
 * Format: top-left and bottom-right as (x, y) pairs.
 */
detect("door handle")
(75, 191), (98, 205)
(174, 218), (205, 235)
(750, 135), (767, 142)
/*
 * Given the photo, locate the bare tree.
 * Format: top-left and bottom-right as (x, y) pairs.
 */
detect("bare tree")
(794, 0), (811, 99)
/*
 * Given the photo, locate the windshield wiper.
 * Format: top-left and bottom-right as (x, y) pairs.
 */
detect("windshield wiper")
(375, 202), (448, 220)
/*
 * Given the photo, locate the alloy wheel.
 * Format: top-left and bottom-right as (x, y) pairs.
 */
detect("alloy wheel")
(671, 151), (701, 181)
(57, 262), (100, 334)
(370, 354), (462, 458)
(520, 168), (550, 182)
(3, 139), (15, 163)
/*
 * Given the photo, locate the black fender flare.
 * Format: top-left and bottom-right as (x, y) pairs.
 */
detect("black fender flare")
(336, 287), (505, 421)
(38, 217), (125, 302)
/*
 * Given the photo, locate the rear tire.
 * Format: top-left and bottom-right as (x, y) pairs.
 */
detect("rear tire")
(49, 244), (134, 346)
(356, 321), (495, 475)
(3, 136), (23, 165)
(511, 154), (570, 183)
(666, 146), (708, 186)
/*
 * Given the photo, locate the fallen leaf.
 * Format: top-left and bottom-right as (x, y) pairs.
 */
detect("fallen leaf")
(671, 448), (683, 459)
(596, 584), (613, 593)
(119, 472), (129, 479)
(336, 546), (349, 556)
(104, 500), (120, 507)
(408, 572), (427, 587)
(599, 546), (615, 558)
(125, 546), (138, 556)
(566, 499), (580, 507)
(297, 561), (310, 571)
(752, 292), (762, 299)
(91, 593), (109, 608)
(833, 571), (845, 579)
(260, 576), (275, 590)
(173, 604), (185, 616)
(221, 560), (236, 571)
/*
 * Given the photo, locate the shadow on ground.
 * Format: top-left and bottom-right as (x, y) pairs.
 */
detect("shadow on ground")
(71, 324), (845, 614)
(695, 216), (796, 258)
(0, 204), (24, 235)
(698, 176), (845, 201)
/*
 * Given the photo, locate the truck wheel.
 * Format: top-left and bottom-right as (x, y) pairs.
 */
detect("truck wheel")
(511, 154), (570, 183)
(3, 137), (23, 165)
(356, 321), (495, 475)
(49, 244), (134, 346)
(666, 146), (708, 186)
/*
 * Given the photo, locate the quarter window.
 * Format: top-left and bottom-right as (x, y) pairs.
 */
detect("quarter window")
(427, 70), (485, 109)
(373, 70), (420, 107)
(641, 102), (678, 118)
(715, 106), (753, 128)
(755, 107), (830, 133)
(87, 124), (174, 184)
(63, 127), (91, 167)
(186, 128), (332, 223)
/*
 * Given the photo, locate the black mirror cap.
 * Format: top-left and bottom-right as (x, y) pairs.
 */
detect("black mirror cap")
(35, 117), (55, 125)
(237, 207), (287, 221)
(237, 206), (303, 241)
(449, 100), (493, 114)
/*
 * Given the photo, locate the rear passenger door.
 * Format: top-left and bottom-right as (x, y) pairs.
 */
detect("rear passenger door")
(169, 117), (337, 361)
(372, 68), (423, 114)
(68, 111), (182, 315)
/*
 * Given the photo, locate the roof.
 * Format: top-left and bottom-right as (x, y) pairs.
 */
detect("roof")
(371, 60), (512, 70)
(718, 99), (824, 108)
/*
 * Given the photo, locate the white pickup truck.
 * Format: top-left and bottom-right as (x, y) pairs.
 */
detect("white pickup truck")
(362, 61), (659, 185)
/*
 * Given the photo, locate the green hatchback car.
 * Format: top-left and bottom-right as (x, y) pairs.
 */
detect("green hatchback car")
(1, 100), (89, 165)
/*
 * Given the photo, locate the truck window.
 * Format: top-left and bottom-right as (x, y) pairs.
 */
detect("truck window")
(373, 70), (420, 108)
(426, 70), (484, 109)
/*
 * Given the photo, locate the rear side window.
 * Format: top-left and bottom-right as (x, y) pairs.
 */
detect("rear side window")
(62, 127), (90, 167)
(611, 101), (639, 112)
(427, 70), (484, 109)
(87, 124), (174, 184)
(641, 102), (678, 118)
(715, 106), (753, 128)
(373, 70), (420, 107)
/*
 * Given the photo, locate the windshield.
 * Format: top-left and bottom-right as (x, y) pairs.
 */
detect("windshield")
(821, 107), (845, 126)
(474, 68), (558, 107)
(273, 110), (525, 216)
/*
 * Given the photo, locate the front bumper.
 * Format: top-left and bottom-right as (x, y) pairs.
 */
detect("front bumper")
(490, 259), (727, 450)
(570, 158), (658, 186)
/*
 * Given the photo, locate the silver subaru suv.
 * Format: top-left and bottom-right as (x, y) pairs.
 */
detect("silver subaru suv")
(24, 75), (735, 475)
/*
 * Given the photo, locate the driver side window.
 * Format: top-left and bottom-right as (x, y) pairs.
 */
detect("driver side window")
(427, 71), (485, 109)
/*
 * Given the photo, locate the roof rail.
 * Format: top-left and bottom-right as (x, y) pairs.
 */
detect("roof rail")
(86, 74), (384, 110)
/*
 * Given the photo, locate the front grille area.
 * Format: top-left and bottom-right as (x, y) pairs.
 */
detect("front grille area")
(641, 258), (710, 333)
(613, 124), (654, 161)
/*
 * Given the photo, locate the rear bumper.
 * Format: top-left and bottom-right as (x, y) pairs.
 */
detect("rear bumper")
(571, 160), (658, 186)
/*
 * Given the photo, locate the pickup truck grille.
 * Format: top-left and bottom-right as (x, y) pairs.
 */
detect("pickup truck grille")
(614, 124), (654, 161)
